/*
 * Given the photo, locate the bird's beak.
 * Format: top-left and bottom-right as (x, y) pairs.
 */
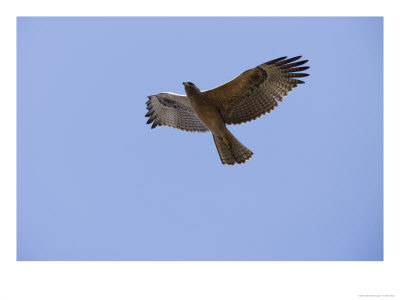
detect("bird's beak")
(182, 82), (187, 86)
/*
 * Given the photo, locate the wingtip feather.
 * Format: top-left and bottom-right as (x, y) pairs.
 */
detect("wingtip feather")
(276, 55), (303, 66)
(146, 115), (156, 124)
(266, 56), (288, 65)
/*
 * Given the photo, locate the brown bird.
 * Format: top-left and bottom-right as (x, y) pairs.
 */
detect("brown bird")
(145, 56), (309, 165)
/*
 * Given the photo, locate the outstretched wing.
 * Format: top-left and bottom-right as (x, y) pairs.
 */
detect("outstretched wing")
(203, 56), (310, 125)
(145, 93), (208, 132)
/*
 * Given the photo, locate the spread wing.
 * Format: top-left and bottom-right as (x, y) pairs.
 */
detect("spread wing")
(145, 93), (208, 132)
(203, 56), (310, 125)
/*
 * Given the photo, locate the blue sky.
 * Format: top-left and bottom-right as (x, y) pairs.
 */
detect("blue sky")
(17, 17), (383, 260)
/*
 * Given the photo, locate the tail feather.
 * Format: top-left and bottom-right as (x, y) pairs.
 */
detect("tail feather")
(213, 130), (253, 165)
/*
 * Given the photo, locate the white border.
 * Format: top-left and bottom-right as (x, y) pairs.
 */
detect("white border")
(1, 1), (399, 299)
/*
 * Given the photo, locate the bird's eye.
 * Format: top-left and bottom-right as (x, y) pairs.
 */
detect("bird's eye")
(188, 82), (194, 86)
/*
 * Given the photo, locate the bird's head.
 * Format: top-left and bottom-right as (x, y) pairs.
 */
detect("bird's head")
(183, 82), (200, 95)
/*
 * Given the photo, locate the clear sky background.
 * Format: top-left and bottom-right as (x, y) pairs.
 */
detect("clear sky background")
(17, 17), (383, 261)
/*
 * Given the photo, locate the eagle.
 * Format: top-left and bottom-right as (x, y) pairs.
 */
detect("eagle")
(145, 56), (309, 165)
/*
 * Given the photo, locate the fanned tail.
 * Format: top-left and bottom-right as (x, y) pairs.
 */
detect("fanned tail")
(213, 129), (253, 165)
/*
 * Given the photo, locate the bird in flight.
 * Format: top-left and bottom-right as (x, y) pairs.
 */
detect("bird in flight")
(145, 56), (309, 165)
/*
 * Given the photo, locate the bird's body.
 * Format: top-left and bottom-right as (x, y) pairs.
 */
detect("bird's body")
(145, 56), (309, 165)
(185, 85), (225, 134)
(183, 81), (253, 164)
